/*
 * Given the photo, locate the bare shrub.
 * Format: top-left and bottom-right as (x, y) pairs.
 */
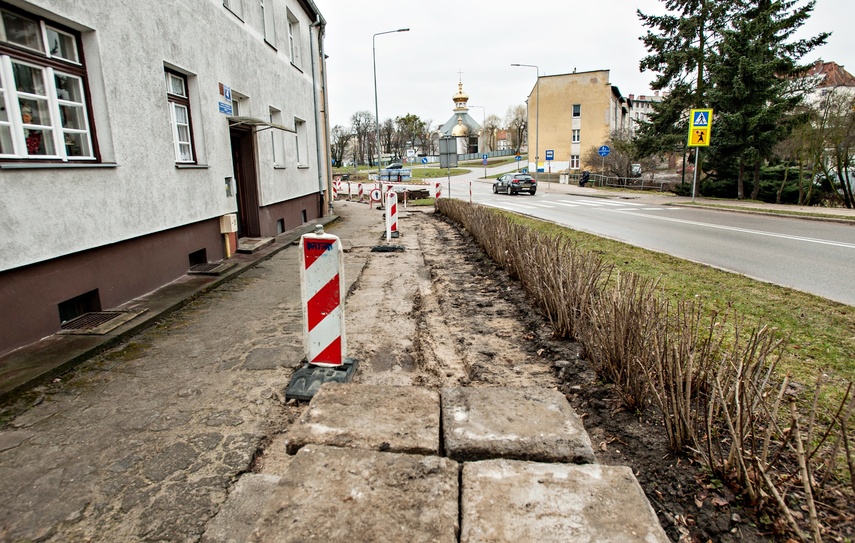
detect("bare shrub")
(579, 271), (663, 410)
(646, 300), (723, 452)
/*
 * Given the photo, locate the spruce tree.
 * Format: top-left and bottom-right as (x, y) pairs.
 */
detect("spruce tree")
(706, 0), (827, 199)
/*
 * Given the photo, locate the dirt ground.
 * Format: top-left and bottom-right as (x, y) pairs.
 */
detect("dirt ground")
(0, 201), (782, 542)
(255, 203), (772, 543)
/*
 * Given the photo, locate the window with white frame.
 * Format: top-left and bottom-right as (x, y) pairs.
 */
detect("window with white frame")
(287, 10), (300, 67)
(223, 0), (243, 19)
(570, 155), (580, 169)
(294, 117), (307, 166)
(261, 0), (276, 48)
(165, 69), (195, 163)
(269, 106), (284, 167)
(572, 104), (581, 118)
(0, 6), (94, 161)
(571, 129), (580, 143)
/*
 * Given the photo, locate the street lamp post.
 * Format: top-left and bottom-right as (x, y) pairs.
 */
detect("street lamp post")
(469, 104), (486, 179)
(511, 63), (539, 187)
(373, 28), (409, 174)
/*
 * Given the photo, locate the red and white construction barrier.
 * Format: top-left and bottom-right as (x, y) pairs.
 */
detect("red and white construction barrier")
(385, 189), (398, 241)
(357, 183), (364, 202)
(300, 231), (346, 367)
(332, 180), (339, 201)
(434, 182), (442, 199)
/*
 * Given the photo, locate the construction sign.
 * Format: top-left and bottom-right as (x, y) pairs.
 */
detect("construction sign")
(688, 109), (713, 147)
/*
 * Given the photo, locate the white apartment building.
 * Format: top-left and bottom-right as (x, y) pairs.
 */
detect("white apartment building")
(0, 0), (332, 355)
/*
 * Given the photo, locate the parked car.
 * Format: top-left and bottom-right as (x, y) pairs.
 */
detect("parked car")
(493, 173), (537, 195)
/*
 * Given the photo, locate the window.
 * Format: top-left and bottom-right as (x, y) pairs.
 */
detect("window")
(287, 10), (300, 66)
(165, 69), (195, 163)
(572, 104), (581, 118)
(294, 117), (307, 166)
(570, 155), (580, 169)
(270, 106), (284, 166)
(261, 0), (276, 47)
(571, 129), (580, 143)
(223, 0), (243, 19)
(0, 7), (94, 160)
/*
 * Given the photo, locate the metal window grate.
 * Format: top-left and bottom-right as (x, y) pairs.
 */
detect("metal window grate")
(58, 308), (148, 335)
(61, 311), (125, 330)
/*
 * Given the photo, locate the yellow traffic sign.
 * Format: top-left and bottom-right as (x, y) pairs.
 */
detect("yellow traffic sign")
(688, 109), (713, 147)
(690, 128), (710, 146)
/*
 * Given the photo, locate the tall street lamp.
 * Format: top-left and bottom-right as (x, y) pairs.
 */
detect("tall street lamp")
(373, 28), (409, 172)
(511, 63), (539, 186)
(469, 105), (487, 178)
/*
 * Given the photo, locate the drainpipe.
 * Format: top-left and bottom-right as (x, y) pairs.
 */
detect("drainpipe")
(310, 16), (326, 218)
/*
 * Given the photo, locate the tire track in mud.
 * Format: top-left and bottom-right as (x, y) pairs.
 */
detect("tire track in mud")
(342, 209), (557, 391)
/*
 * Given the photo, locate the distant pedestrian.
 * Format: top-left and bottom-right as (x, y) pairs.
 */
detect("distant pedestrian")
(579, 170), (590, 187)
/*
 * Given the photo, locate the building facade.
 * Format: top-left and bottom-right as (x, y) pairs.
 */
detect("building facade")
(523, 69), (632, 172)
(0, 0), (331, 355)
(439, 80), (480, 155)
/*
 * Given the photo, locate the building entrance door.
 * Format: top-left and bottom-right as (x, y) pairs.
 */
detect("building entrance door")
(229, 126), (261, 238)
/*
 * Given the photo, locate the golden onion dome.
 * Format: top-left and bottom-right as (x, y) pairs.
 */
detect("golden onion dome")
(452, 81), (469, 104)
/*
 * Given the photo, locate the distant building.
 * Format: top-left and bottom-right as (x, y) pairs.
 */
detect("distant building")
(439, 80), (480, 155)
(522, 69), (632, 172)
(628, 91), (667, 131)
(805, 59), (855, 102)
(0, 0), (331, 356)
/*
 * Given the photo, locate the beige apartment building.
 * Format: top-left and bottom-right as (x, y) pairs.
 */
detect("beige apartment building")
(523, 69), (632, 172)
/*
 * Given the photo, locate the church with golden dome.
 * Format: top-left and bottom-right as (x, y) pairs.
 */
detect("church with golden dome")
(439, 79), (481, 155)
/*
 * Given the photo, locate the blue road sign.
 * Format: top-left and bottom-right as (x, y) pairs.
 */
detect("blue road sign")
(598, 145), (611, 157)
(545, 150), (554, 161)
(482, 159), (488, 166)
(692, 111), (710, 127)
(521, 167), (528, 173)
(515, 155), (522, 161)
(482, 154), (488, 160)
(421, 157), (428, 164)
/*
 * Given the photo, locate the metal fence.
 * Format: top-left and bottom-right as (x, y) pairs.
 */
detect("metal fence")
(560, 172), (672, 192)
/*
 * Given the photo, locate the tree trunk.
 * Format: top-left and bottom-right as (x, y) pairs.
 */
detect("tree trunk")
(737, 157), (745, 200)
(750, 158), (761, 200)
(797, 156), (805, 206)
(777, 158), (791, 205)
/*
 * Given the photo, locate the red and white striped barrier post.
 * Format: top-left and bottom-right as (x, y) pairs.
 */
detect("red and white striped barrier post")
(434, 182), (442, 199)
(357, 183), (364, 202)
(300, 229), (346, 366)
(332, 180), (338, 201)
(385, 189), (398, 241)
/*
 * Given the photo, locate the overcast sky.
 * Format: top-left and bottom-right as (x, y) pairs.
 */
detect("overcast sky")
(313, 0), (853, 131)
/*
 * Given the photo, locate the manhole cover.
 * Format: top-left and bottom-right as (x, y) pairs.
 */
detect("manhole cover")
(59, 308), (148, 335)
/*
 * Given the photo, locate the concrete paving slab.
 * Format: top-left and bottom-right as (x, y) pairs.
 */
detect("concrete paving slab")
(285, 383), (440, 455)
(201, 473), (281, 543)
(461, 459), (669, 543)
(442, 387), (596, 463)
(251, 444), (459, 543)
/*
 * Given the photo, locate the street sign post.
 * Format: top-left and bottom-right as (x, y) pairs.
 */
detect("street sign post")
(687, 109), (714, 202)
(515, 155), (521, 171)
(598, 146), (611, 183)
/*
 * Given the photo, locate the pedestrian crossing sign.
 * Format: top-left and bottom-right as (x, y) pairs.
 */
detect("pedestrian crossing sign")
(688, 109), (713, 147)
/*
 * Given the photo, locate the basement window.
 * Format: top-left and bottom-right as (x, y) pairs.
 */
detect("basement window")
(58, 288), (101, 324)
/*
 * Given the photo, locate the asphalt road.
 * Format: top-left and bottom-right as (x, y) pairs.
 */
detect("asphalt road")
(448, 170), (855, 307)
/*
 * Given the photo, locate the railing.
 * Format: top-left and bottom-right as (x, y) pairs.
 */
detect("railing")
(560, 172), (672, 192)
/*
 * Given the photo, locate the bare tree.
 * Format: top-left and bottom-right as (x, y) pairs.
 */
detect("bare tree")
(582, 129), (636, 177)
(329, 125), (351, 167)
(505, 105), (527, 154)
(482, 114), (502, 152)
(350, 110), (375, 166)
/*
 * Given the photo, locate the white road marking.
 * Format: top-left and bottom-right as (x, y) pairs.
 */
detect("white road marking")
(617, 211), (855, 249)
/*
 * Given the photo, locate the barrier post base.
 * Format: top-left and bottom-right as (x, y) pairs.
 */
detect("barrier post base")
(285, 358), (358, 401)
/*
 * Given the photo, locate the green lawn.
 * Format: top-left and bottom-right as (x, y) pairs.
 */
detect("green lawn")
(501, 211), (855, 395)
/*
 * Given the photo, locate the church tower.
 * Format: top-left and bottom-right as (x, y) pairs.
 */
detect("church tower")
(440, 77), (481, 155)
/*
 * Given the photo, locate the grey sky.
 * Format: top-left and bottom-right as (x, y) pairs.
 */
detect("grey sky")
(314, 0), (852, 131)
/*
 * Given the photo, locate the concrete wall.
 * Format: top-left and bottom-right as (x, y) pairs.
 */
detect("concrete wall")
(0, 0), (324, 272)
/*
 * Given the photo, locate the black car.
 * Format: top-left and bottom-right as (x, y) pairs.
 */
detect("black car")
(493, 173), (536, 195)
